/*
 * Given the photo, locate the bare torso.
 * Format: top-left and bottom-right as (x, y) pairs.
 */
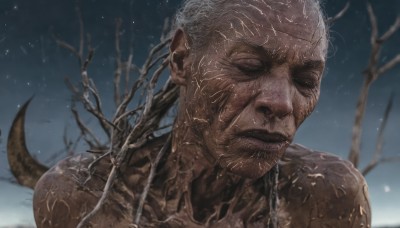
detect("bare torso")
(33, 137), (370, 228)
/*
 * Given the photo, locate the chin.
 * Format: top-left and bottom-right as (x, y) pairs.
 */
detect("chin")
(217, 141), (287, 179)
(221, 156), (281, 179)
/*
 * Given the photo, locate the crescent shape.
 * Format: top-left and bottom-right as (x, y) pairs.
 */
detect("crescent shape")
(7, 98), (49, 189)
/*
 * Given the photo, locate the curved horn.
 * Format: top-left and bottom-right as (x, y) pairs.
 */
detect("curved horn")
(7, 98), (49, 189)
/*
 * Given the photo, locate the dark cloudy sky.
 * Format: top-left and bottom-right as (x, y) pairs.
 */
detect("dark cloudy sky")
(0, 0), (399, 226)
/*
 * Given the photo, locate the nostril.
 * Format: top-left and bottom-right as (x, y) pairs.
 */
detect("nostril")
(255, 95), (293, 118)
(257, 106), (272, 117)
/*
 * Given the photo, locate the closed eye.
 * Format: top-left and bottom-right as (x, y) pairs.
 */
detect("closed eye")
(293, 76), (319, 89)
(233, 58), (265, 74)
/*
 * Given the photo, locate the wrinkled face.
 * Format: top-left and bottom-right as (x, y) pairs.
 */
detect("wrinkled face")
(172, 0), (327, 179)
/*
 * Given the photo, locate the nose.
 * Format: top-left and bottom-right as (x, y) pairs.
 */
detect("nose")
(254, 78), (293, 119)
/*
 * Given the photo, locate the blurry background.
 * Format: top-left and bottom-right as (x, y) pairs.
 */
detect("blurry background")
(0, 0), (399, 227)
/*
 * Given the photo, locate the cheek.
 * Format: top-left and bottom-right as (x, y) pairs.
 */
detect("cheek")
(209, 82), (256, 131)
(184, 73), (236, 131)
(293, 89), (320, 127)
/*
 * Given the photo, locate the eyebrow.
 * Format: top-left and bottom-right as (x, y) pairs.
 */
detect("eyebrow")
(227, 39), (280, 59)
(296, 60), (325, 71)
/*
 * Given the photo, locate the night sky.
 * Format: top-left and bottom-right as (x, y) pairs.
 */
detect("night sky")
(0, 0), (399, 226)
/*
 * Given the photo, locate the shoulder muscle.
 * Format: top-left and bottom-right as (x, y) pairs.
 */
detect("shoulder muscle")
(278, 144), (371, 228)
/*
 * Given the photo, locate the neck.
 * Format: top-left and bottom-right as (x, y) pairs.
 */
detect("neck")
(170, 111), (216, 179)
(168, 117), (248, 222)
(122, 108), (271, 224)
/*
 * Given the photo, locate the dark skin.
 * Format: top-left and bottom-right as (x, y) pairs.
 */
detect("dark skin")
(32, 1), (371, 227)
(171, 0), (326, 179)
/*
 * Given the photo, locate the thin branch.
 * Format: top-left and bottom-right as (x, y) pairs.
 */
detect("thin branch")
(114, 105), (143, 124)
(79, 51), (115, 137)
(326, 2), (351, 24)
(77, 137), (148, 228)
(71, 103), (102, 148)
(113, 38), (171, 122)
(53, 35), (81, 62)
(377, 54), (400, 76)
(124, 54), (134, 97)
(367, 2), (379, 44)
(76, 166), (118, 228)
(361, 93), (394, 176)
(114, 18), (123, 107)
(378, 16), (400, 42)
(140, 38), (172, 76)
(75, 0), (85, 61)
(65, 77), (80, 96)
(134, 134), (171, 225)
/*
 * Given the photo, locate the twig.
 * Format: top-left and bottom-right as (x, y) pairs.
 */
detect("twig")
(75, 0), (85, 62)
(71, 103), (102, 148)
(377, 54), (400, 76)
(326, 2), (351, 24)
(76, 166), (118, 228)
(361, 93), (394, 176)
(113, 38), (171, 122)
(54, 38), (80, 59)
(114, 18), (123, 107)
(134, 134), (171, 225)
(378, 16), (400, 42)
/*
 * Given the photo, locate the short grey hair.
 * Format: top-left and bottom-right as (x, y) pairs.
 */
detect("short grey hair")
(174, 0), (229, 51)
(174, 0), (328, 52)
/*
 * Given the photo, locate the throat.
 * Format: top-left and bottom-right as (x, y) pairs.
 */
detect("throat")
(190, 166), (245, 222)
(165, 147), (265, 224)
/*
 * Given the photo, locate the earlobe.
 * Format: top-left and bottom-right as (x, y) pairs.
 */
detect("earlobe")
(169, 29), (190, 86)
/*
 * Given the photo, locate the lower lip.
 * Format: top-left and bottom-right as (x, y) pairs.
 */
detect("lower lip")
(235, 136), (288, 152)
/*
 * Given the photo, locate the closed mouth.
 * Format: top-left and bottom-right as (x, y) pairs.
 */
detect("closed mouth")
(238, 130), (289, 145)
(239, 129), (290, 153)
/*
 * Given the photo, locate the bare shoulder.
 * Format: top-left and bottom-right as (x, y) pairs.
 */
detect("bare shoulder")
(277, 144), (371, 228)
(33, 153), (129, 227)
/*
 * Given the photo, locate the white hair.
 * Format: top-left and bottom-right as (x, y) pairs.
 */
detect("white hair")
(174, 0), (328, 51)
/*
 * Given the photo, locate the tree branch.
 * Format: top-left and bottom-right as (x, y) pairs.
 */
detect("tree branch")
(134, 134), (171, 225)
(348, 2), (400, 168)
(326, 2), (351, 25)
(361, 93), (394, 176)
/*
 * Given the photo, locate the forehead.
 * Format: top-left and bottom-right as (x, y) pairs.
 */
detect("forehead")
(209, 0), (327, 61)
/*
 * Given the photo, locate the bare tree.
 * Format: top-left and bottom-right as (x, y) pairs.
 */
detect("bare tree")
(348, 2), (400, 174)
(49, 3), (179, 226)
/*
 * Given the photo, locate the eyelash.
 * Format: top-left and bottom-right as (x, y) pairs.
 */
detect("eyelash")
(292, 76), (319, 89)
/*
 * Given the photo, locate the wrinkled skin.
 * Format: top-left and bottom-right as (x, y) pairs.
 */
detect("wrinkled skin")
(23, 0), (373, 227)
(33, 141), (370, 227)
(171, 0), (326, 179)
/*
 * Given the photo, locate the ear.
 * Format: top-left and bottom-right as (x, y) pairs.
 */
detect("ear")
(169, 29), (191, 86)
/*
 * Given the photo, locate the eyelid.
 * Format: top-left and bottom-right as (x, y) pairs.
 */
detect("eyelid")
(292, 73), (320, 90)
(232, 58), (265, 73)
(233, 58), (263, 65)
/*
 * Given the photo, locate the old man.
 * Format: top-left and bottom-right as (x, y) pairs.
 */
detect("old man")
(10, 0), (371, 227)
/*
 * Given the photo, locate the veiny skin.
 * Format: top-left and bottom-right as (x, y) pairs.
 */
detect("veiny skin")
(30, 0), (371, 227)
